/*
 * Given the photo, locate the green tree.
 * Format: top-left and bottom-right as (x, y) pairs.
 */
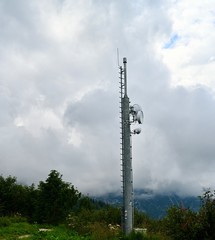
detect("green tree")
(0, 175), (19, 216)
(163, 190), (215, 240)
(163, 206), (199, 240)
(23, 184), (39, 222)
(36, 170), (81, 224)
(0, 175), (37, 218)
(198, 189), (215, 239)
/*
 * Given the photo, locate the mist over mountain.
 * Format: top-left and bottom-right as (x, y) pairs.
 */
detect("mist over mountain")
(94, 189), (201, 219)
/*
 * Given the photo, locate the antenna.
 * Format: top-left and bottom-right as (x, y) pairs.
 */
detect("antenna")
(117, 48), (120, 67)
(123, 57), (128, 96)
(119, 57), (144, 236)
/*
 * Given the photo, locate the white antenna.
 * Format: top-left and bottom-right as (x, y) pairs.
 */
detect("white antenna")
(117, 48), (120, 67)
(119, 57), (144, 236)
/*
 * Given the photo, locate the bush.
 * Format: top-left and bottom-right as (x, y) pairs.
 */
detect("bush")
(0, 215), (27, 227)
(89, 222), (119, 240)
(163, 206), (200, 240)
(36, 170), (81, 224)
(163, 190), (215, 240)
(0, 216), (11, 227)
(121, 230), (149, 240)
(197, 190), (215, 239)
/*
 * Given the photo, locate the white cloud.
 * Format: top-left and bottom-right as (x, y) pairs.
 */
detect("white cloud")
(159, 0), (215, 88)
(14, 107), (63, 137)
(0, 0), (215, 197)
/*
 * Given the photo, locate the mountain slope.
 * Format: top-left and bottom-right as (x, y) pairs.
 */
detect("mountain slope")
(94, 189), (201, 219)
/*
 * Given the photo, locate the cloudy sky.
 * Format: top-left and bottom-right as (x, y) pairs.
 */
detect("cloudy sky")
(1, 0), (215, 197)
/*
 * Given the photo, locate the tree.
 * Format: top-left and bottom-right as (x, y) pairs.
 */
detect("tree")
(163, 206), (199, 240)
(0, 175), (20, 216)
(198, 189), (215, 239)
(0, 175), (38, 218)
(36, 170), (81, 224)
(163, 190), (215, 240)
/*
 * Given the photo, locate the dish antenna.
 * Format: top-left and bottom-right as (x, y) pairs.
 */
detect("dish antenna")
(132, 128), (142, 134)
(119, 57), (144, 236)
(130, 104), (144, 124)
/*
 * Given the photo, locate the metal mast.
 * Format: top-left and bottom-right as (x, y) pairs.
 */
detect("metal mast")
(119, 57), (143, 236)
(119, 57), (133, 235)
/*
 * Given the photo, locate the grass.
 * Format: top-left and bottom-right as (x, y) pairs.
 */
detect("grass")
(0, 217), (90, 240)
(0, 216), (169, 240)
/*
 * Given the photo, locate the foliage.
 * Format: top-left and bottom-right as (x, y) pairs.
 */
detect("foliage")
(0, 175), (20, 216)
(0, 218), (89, 240)
(0, 170), (81, 225)
(0, 217), (38, 239)
(123, 230), (145, 240)
(67, 198), (121, 237)
(2, 170), (215, 240)
(0, 175), (38, 220)
(0, 216), (28, 227)
(197, 189), (215, 239)
(134, 209), (155, 230)
(0, 217), (12, 227)
(30, 225), (90, 240)
(36, 170), (81, 224)
(121, 230), (166, 240)
(75, 196), (107, 211)
(88, 222), (119, 240)
(163, 189), (215, 240)
(163, 206), (200, 240)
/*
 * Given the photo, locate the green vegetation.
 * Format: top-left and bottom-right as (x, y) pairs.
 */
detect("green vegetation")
(163, 189), (215, 240)
(0, 170), (81, 224)
(0, 170), (215, 239)
(0, 216), (89, 239)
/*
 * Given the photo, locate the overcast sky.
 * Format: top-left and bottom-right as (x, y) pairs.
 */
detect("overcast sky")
(1, 0), (215, 197)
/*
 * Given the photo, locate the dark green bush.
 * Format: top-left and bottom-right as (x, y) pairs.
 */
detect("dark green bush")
(197, 190), (215, 239)
(163, 190), (215, 240)
(0, 216), (11, 227)
(122, 230), (145, 240)
(163, 206), (200, 240)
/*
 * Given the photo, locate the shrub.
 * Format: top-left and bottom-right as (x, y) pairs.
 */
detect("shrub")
(0, 216), (11, 227)
(89, 222), (119, 240)
(36, 170), (81, 224)
(197, 189), (215, 239)
(163, 190), (215, 240)
(121, 230), (146, 240)
(163, 206), (200, 240)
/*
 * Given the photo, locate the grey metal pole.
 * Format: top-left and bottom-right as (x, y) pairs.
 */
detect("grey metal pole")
(123, 96), (133, 235)
(120, 58), (133, 235)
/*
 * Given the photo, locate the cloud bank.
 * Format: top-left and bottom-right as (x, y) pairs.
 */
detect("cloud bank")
(0, 0), (215, 196)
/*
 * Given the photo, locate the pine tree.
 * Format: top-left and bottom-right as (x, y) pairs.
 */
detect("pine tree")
(36, 170), (81, 224)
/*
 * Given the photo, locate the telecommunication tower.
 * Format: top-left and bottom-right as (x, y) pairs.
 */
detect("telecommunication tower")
(119, 57), (143, 235)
